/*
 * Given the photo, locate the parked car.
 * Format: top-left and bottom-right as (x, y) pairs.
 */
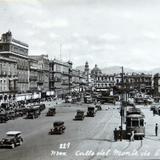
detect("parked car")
(72, 97), (78, 103)
(49, 121), (66, 135)
(95, 102), (102, 111)
(84, 95), (92, 104)
(65, 96), (72, 103)
(74, 110), (85, 120)
(15, 108), (27, 117)
(46, 107), (56, 116)
(0, 113), (8, 123)
(0, 131), (23, 149)
(1, 103), (10, 110)
(26, 106), (40, 119)
(7, 110), (16, 120)
(39, 104), (46, 111)
(87, 107), (95, 117)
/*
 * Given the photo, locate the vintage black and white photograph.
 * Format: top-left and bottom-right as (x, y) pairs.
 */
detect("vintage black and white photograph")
(1, 0), (160, 160)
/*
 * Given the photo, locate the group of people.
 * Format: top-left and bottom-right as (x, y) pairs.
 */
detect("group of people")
(114, 123), (159, 141)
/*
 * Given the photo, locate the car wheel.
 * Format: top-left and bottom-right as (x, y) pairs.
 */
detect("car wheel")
(11, 143), (15, 149)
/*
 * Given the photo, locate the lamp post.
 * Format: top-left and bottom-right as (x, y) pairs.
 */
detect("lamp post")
(120, 66), (124, 141)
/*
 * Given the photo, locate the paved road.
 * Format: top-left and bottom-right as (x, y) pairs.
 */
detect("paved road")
(0, 102), (119, 160)
(1, 102), (160, 160)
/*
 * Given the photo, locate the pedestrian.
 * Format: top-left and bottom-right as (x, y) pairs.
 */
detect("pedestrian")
(155, 123), (158, 136)
(153, 109), (155, 116)
(130, 130), (135, 141)
(114, 128), (117, 141)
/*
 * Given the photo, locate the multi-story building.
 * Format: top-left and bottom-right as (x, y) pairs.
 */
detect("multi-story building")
(0, 31), (29, 93)
(90, 63), (153, 96)
(0, 56), (17, 98)
(123, 73), (153, 95)
(29, 55), (49, 92)
(94, 74), (115, 90)
(72, 69), (80, 91)
(49, 59), (72, 97)
(153, 73), (160, 97)
(28, 58), (39, 92)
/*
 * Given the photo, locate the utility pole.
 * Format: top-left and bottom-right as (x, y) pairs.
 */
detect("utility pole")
(120, 66), (124, 141)
(69, 68), (71, 95)
(68, 61), (72, 96)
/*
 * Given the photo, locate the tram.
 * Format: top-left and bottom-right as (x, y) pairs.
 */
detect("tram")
(126, 107), (145, 140)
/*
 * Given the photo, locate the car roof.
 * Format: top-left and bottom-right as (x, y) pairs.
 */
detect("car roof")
(88, 107), (94, 109)
(6, 131), (21, 135)
(54, 121), (64, 126)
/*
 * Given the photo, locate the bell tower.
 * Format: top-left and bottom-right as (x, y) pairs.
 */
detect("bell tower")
(84, 61), (89, 85)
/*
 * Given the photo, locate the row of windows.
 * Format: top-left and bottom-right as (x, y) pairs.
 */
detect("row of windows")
(95, 78), (151, 84)
(95, 83), (113, 87)
(97, 77), (114, 81)
(0, 62), (16, 68)
(11, 45), (28, 55)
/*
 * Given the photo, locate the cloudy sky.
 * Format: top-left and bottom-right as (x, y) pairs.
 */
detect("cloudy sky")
(1, 0), (160, 70)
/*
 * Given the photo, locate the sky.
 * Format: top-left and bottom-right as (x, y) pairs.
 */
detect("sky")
(1, 0), (160, 70)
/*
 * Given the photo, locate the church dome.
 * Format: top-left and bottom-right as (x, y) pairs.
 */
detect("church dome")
(91, 64), (102, 77)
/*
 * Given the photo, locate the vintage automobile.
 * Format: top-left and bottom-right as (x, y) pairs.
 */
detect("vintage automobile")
(15, 108), (27, 117)
(39, 104), (46, 111)
(1, 103), (10, 110)
(49, 121), (66, 135)
(95, 102), (102, 111)
(74, 110), (85, 120)
(0, 131), (23, 148)
(0, 112), (8, 123)
(65, 96), (72, 103)
(84, 95), (93, 104)
(7, 110), (16, 120)
(71, 97), (78, 103)
(87, 107), (95, 117)
(26, 106), (40, 119)
(46, 107), (56, 116)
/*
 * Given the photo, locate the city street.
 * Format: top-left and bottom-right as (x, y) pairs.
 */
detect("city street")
(0, 102), (160, 160)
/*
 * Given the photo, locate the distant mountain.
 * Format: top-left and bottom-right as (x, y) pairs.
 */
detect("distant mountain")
(101, 66), (136, 74)
(75, 65), (160, 75)
(101, 66), (160, 75)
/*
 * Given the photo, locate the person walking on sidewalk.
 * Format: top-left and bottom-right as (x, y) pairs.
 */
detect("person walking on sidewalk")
(155, 123), (158, 136)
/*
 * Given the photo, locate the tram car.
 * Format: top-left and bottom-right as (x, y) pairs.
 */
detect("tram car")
(126, 107), (145, 140)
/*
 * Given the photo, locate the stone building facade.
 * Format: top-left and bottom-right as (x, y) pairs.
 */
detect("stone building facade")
(29, 55), (49, 92)
(153, 73), (160, 97)
(49, 59), (72, 97)
(0, 31), (29, 93)
(0, 56), (17, 94)
(123, 73), (153, 94)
